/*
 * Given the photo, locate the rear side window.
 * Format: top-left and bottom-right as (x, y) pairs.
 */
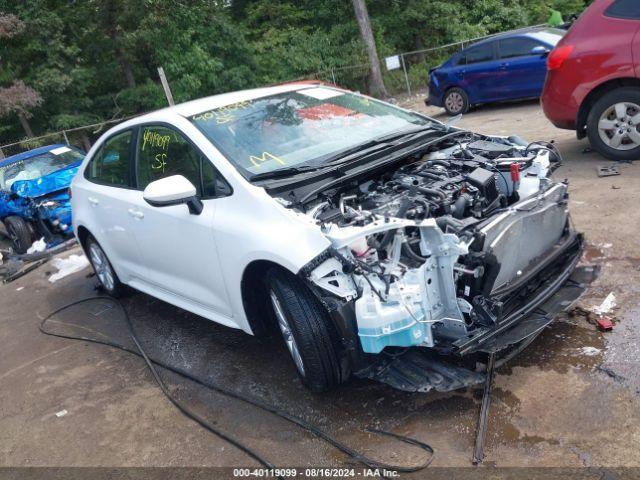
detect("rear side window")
(86, 130), (133, 187)
(136, 125), (231, 199)
(605, 0), (640, 19)
(464, 44), (494, 64)
(498, 37), (543, 59)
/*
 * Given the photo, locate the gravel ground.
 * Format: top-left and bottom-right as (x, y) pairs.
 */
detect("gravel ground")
(1, 94), (639, 477)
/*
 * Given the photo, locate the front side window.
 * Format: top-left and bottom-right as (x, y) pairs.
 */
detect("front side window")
(465, 44), (494, 64)
(86, 130), (133, 187)
(136, 125), (230, 198)
(605, 0), (640, 19)
(499, 37), (543, 59)
(189, 86), (430, 179)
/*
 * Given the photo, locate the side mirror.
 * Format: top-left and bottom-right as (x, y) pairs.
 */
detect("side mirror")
(531, 45), (550, 57)
(143, 175), (203, 215)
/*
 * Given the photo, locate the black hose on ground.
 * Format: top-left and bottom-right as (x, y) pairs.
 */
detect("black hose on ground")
(39, 296), (435, 477)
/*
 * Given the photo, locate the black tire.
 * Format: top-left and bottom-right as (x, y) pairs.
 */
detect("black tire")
(443, 87), (469, 115)
(86, 235), (124, 297)
(4, 216), (33, 254)
(266, 268), (345, 392)
(586, 87), (640, 161)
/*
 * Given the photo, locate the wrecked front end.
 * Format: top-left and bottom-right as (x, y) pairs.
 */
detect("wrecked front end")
(1, 163), (78, 245)
(294, 136), (592, 392)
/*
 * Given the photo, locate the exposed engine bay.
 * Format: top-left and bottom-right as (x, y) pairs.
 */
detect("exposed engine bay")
(288, 133), (586, 362)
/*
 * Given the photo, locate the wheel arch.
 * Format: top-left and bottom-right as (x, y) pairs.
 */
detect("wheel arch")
(577, 78), (640, 139)
(240, 259), (296, 337)
(75, 224), (91, 254)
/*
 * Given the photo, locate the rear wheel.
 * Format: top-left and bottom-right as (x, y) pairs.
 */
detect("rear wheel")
(4, 216), (33, 254)
(587, 87), (640, 161)
(266, 268), (345, 392)
(86, 235), (124, 297)
(443, 87), (469, 115)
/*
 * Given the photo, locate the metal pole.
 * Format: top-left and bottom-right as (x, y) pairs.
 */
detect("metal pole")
(473, 352), (496, 465)
(157, 66), (175, 106)
(400, 54), (411, 96)
(331, 68), (337, 85)
(0, 147), (4, 160)
(62, 130), (70, 145)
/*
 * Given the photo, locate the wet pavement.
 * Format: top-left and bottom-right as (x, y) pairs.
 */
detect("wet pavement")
(1, 95), (639, 473)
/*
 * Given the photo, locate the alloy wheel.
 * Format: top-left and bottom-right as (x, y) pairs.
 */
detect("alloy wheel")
(88, 242), (115, 292)
(270, 290), (305, 375)
(597, 102), (640, 151)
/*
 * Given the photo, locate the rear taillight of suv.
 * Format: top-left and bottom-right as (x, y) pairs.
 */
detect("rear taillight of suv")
(547, 45), (575, 70)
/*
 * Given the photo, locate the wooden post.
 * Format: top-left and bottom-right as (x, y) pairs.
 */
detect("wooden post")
(157, 67), (175, 106)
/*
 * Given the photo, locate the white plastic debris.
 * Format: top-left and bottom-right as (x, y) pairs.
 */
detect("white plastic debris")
(579, 347), (601, 356)
(27, 237), (47, 254)
(55, 409), (68, 418)
(48, 254), (90, 283)
(16, 286), (24, 291)
(593, 292), (616, 316)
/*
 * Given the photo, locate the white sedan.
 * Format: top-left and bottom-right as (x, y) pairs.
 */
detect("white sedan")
(72, 83), (586, 392)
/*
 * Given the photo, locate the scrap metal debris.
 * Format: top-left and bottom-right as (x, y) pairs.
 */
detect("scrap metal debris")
(597, 165), (620, 177)
(472, 352), (496, 466)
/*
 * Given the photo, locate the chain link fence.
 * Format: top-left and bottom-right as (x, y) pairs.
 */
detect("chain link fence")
(0, 25), (545, 159)
(308, 24), (547, 97)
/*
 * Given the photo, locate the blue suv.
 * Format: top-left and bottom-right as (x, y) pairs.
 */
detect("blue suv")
(427, 28), (565, 115)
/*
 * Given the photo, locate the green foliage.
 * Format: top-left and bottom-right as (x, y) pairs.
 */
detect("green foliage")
(0, 0), (589, 143)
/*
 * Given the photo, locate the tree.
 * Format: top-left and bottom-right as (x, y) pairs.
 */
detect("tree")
(352, 0), (387, 98)
(0, 81), (42, 137)
(0, 12), (42, 138)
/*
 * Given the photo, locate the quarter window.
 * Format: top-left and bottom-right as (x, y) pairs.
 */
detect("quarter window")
(136, 125), (230, 198)
(86, 130), (133, 187)
(498, 37), (543, 59)
(464, 44), (494, 64)
(605, 0), (640, 19)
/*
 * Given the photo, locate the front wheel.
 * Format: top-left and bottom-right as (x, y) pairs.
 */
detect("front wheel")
(266, 268), (345, 392)
(86, 235), (124, 297)
(586, 87), (640, 161)
(443, 87), (469, 115)
(4, 216), (33, 254)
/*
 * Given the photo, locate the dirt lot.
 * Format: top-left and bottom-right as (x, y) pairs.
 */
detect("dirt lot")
(1, 95), (639, 476)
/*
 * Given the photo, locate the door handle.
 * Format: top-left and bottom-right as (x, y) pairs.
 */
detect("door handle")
(88, 197), (99, 206)
(128, 208), (144, 219)
(499, 63), (508, 70)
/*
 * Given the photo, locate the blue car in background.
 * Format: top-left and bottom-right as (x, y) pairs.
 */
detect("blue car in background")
(0, 145), (84, 253)
(427, 28), (565, 115)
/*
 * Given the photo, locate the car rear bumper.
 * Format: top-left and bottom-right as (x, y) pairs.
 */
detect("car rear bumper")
(541, 73), (578, 130)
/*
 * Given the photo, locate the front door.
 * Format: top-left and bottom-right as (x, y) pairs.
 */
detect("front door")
(496, 37), (549, 100)
(127, 124), (233, 317)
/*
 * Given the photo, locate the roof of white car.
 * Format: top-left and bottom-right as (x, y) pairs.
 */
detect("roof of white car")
(147, 82), (325, 120)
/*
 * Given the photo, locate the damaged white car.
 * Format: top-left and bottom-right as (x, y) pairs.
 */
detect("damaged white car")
(72, 83), (592, 392)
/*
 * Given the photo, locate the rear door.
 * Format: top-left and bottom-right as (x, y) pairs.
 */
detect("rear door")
(458, 42), (502, 103)
(496, 36), (549, 99)
(604, 0), (640, 76)
(126, 123), (234, 317)
(81, 129), (146, 280)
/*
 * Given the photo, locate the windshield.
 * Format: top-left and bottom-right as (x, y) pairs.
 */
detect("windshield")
(0, 146), (84, 192)
(189, 87), (430, 179)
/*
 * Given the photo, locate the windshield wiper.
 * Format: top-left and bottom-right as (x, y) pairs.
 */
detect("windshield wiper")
(320, 124), (437, 168)
(250, 165), (324, 182)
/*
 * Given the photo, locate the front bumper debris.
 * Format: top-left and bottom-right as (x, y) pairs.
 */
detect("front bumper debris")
(355, 261), (597, 393)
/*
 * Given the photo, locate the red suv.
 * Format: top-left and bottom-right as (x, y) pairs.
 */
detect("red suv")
(542, 0), (640, 160)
